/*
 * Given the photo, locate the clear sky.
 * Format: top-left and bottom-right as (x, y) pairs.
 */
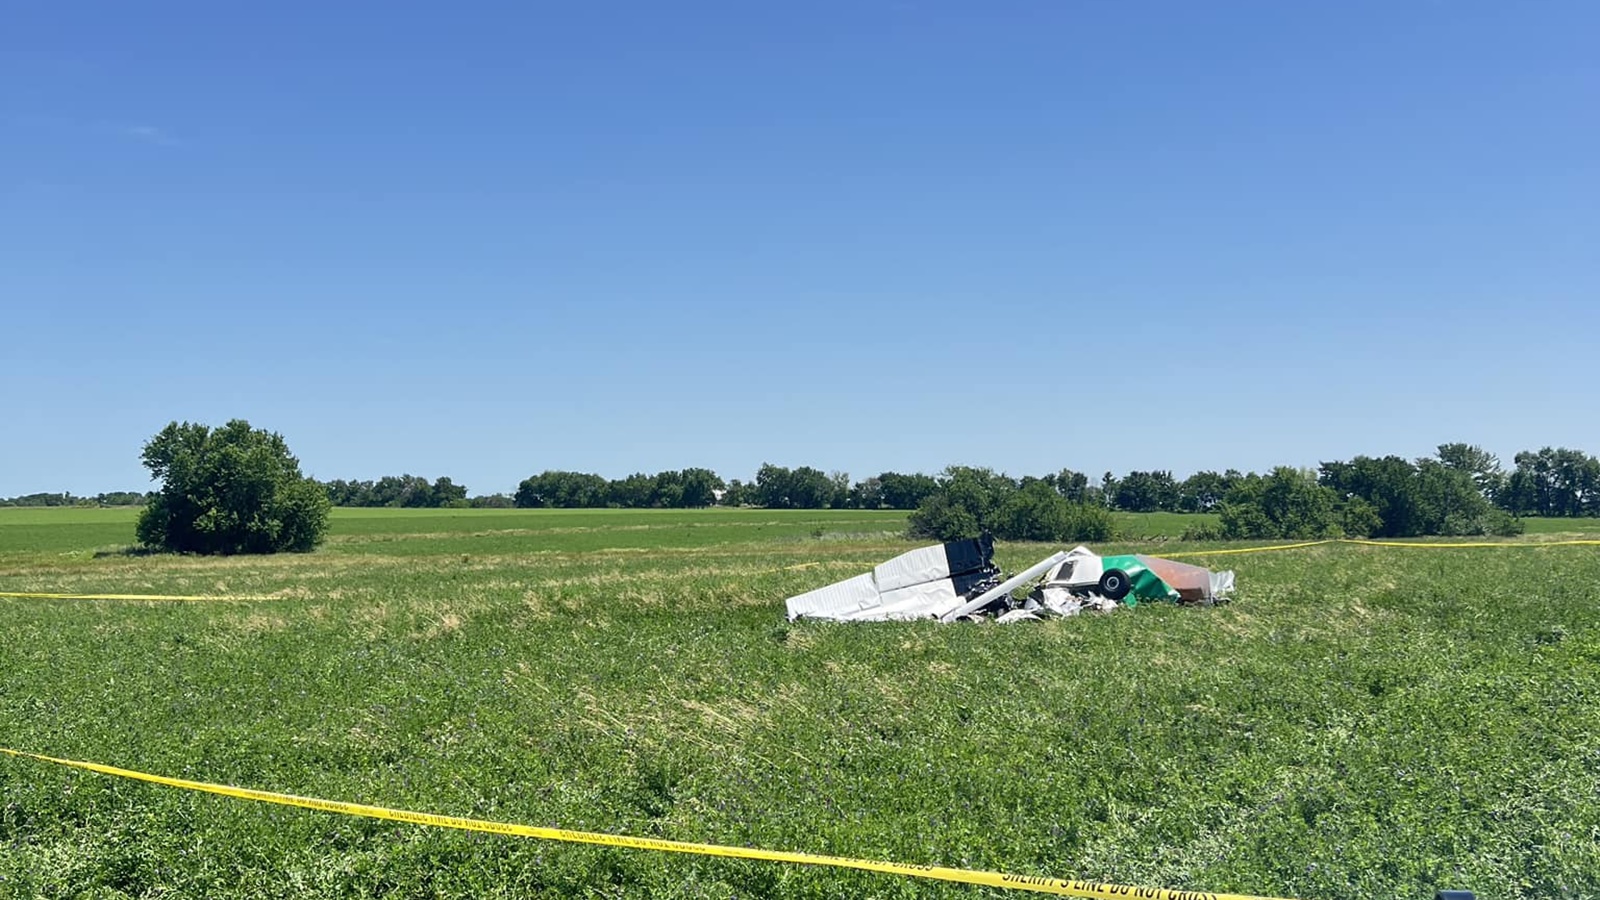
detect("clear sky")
(3, 1), (1597, 497)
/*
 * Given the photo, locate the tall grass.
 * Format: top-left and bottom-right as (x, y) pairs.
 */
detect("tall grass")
(1, 509), (1596, 898)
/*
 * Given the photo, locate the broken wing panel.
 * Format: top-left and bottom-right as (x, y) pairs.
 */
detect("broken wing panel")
(785, 573), (880, 622)
(872, 537), (993, 593)
(866, 579), (966, 621)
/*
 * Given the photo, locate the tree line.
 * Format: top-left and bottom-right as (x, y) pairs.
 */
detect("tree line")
(321, 475), (477, 508)
(504, 466), (945, 511)
(483, 445), (1593, 544)
(498, 444), (1600, 519)
(18, 422), (1600, 559)
(53, 441), (1589, 521)
(895, 445), (1549, 544)
(0, 491), (150, 507)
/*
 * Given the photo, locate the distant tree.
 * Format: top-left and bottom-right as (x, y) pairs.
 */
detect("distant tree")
(877, 472), (939, 510)
(1415, 458), (1495, 535)
(1100, 472), (1119, 508)
(1218, 467), (1342, 540)
(1499, 447), (1600, 517)
(848, 476), (885, 510)
(93, 491), (148, 506)
(608, 473), (656, 508)
(1319, 455), (1502, 536)
(323, 479), (374, 506)
(469, 493), (515, 508)
(720, 478), (753, 507)
(431, 476), (468, 506)
(323, 476), (466, 508)
(791, 467), (840, 508)
(938, 466), (1018, 524)
(1, 492), (81, 507)
(753, 464), (838, 509)
(645, 469), (683, 508)
(1114, 470), (1179, 512)
(1178, 471), (1231, 512)
(1436, 443), (1505, 501)
(1048, 469), (1089, 503)
(905, 466), (1015, 540)
(827, 471), (851, 509)
(515, 471), (609, 508)
(906, 494), (981, 540)
(369, 474), (435, 508)
(1319, 456), (1426, 537)
(990, 480), (1114, 543)
(676, 468), (725, 508)
(752, 464), (791, 508)
(135, 419), (329, 554)
(1339, 495), (1383, 538)
(909, 469), (1109, 542)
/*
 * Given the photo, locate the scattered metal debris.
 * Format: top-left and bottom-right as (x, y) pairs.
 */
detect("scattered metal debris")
(783, 539), (1233, 623)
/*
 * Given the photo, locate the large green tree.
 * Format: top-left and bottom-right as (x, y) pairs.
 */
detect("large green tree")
(907, 467), (1111, 542)
(1499, 447), (1600, 517)
(136, 420), (330, 554)
(1436, 442), (1505, 500)
(1218, 467), (1343, 540)
(1319, 454), (1508, 536)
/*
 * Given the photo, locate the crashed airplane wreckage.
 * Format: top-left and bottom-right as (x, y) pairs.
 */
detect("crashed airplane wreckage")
(783, 537), (1235, 623)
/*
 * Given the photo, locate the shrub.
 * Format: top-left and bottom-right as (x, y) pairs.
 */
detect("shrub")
(906, 494), (981, 540)
(1217, 501), (1277, 540)
(1340, 496), (1383, 538)
(991, 483), (1115, 543)
(908, 476), (1113, 543)
(1442, 508), (1526, 537)
(135, 420), (330, 555)
(1220, 467), (1343, 540)
(1483, 509), (1525, 537)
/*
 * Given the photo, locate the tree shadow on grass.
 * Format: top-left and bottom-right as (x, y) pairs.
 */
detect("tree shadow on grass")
(91, 545), (158, 559)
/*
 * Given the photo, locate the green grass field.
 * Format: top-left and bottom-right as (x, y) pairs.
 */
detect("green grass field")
(2, 508), (1598, 899)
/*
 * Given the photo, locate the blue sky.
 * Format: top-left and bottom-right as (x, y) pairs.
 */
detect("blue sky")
(4, 1), (1597, 496)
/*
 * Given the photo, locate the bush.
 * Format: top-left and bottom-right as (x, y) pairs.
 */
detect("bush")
(1219, 467), (1343, 540)
(1340, 496), (1383, 538)
(908, 477), (1113, 543)
(906, 494), (982, 541)
(906, 467), (1018, 541)
(1441, 508), (1526, 537)
(992, 484), (1115, 543)
(135, 420), (330, 555)
(1217, 501), (1277, 539)
(1483, 509), (1526, 537)
(1061, 502), (1116, 542)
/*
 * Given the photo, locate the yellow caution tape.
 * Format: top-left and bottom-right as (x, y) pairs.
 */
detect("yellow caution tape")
(1340, 538), (1600, 549)
(0, 746), (1289, 900)
(1166, 538), (1600, 558)
(1163, 540), (1337, 559)
(0, 591), (276, 602)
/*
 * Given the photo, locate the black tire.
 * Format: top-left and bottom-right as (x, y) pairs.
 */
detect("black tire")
(1098, 569), (1131, 601)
